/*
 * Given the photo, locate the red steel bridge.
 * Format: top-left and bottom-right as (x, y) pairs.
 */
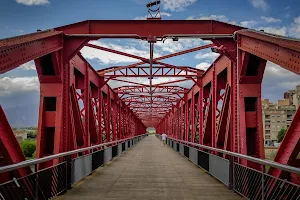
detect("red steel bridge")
(0, 18), (300, 199)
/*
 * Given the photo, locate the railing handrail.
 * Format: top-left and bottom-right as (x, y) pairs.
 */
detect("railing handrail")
(159, 135), (300, 175)
(0, 134), (146, 174)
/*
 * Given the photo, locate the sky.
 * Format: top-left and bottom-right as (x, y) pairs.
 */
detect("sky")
(0, 0), (300, 126)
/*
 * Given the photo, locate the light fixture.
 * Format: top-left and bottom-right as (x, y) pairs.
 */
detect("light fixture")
(146, 0), (161, 8)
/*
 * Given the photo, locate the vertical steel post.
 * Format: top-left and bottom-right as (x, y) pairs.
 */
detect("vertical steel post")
(198, 76), (203, 145)
(84, 62), (90, 149)
(191, 90), (195, 143)
(212, 64), (217, 149)
(185, 95), (188, 142)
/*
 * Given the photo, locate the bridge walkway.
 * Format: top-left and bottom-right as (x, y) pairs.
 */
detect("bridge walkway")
(58, 135), (243, 200)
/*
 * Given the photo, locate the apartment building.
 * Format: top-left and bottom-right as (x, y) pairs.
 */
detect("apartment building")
(284, 85), (300, 109)
(262, 99), (296, 146)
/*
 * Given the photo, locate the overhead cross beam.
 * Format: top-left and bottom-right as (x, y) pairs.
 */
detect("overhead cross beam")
(90, 43), (213, 74)
(56, 20), (240, 38)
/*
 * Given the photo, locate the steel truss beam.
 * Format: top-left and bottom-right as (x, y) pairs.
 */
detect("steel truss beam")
(1, 19), (299, 187)
(0, 19), (241, 185)
(101, 66), (199, 78)
(0, 30), (63, 74)
(55, 20), (241, 39)
(237, 30), (300, 184)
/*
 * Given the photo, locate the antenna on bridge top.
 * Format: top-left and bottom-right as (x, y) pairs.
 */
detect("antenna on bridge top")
(146, 0), (161, 20)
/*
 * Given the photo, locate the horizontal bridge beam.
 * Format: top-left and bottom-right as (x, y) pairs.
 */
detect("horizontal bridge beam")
(55, 20), (241, 39)
(0, 30), (63, 74)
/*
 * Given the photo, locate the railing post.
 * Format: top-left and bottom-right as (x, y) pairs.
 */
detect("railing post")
(65, 155), (72, 190)
(35, 164), (39, 199)
(261, 165), (265, 200)
(229, 155), (234, 190)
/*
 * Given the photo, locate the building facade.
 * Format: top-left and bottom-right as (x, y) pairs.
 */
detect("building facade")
(284, 85), (300, 109)
(262, 99), (296, 146)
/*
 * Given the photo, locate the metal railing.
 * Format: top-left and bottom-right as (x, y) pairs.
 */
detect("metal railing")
(0, 134), (146, 200)
(157, 135), (300, 200)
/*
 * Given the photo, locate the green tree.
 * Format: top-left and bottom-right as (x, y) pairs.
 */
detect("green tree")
(20, 139), (36, 158)
(27, 131), (37, 139)
(277, 128), (287, 142)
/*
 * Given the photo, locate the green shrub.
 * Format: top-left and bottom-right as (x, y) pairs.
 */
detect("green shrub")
(277, 128), (287, 142)
(32, 151), (36, 158)
(27, 131), (37, 139)
(20, 139), (36, 158)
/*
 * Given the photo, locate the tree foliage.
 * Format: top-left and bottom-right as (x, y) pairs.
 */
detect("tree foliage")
(277, 128), (287, 143)
(20, 139), (36, 158)
(27, 131), (37, 139)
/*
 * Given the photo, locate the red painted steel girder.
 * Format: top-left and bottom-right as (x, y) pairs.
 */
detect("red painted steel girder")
(123, 97), (178, 102)
(114, 85), (187, 90)
(0, 30), (63, 74)
(55, 20), (242, 38)
(87, 43), (204, 78)
(102, 66), (199, 78)
(130, 105), (172, 108)
(95, 43), (212, 74)
(237, 30), (300, 75)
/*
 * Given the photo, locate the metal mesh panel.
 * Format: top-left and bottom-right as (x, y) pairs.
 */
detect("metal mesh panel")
(234, 163), (300, 199)
(0, 162), (67, 200)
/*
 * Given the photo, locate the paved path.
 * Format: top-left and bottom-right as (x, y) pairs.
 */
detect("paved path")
(58, 135), (243, 200)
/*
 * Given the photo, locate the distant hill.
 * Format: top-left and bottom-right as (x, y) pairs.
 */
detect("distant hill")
(4, 103), (39, 128)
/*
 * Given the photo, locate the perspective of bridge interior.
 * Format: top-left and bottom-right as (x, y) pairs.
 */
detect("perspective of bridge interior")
(0, 1), (300, 200)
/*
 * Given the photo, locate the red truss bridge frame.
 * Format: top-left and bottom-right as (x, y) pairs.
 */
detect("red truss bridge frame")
(0, 20), (299, 184)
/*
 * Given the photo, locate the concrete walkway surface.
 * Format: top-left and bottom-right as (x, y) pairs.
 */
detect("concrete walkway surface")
(58, 135), (243, 200)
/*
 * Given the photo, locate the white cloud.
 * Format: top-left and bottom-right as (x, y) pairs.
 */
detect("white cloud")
(134, 16), (146, 20)
(262, 61), (300, 101)
(81, 41), (161, 64)
(0, 77), (39, 96)
(258, 26), (287, 36)
(196, 62), (210, 70)
(156, 38), (205, 53)
(187, 14), (259, 28)
(161, 12), (172, 17)
(285, 12), (291, 18)
(264, 62), (295, 78)
(195, 52), (219, 60)
(289, 16), (300, 38)
(20, 61), (36, 70)
(261, 16), (281, 23)
(16, 0), (49, 6)
(280, 81), (300, 90)
(240, 20), (258, 28)
(186, 14), (238, 26)
(249, 0), (268, 11)
(162, 0), (197, 12)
